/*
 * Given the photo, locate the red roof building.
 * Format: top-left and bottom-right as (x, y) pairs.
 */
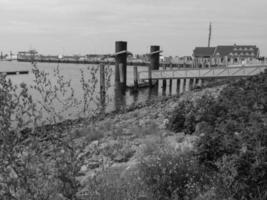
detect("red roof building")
(193, 45), (260, 67)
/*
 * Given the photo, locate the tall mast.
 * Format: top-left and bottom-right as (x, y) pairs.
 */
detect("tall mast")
(208, 22), (212, 47)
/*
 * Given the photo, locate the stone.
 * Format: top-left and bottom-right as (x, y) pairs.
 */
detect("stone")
(87, 159), (101, 169)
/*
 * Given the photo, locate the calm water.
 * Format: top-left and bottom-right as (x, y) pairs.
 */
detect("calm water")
(0, 61), (178, 124)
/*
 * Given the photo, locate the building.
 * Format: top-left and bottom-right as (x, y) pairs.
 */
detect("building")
(193, 45), (260, 68)
(17, 50), (39, 60)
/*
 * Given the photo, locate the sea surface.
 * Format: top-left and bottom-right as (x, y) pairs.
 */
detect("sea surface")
(0, 61), (178, 124)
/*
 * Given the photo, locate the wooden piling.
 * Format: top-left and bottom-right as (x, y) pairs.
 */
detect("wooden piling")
(189, 79), (194, 90)
(119, 63), (124, 83)
(176, 79), (180, 93)
(150, 45), (160, 86)
(162, 64), (167, 91)
(169, 79), (172, 95)
(179, 79), (184, 94)
(185, 79), (190, 91)
(133, 66), (138, 90)
(192, 78), (196, 89)
(100, 64), (106, 109)
(162, 79), (167, 95)
(197, 79), (203, 87)
(150, 46), (160, 70)
(148, 65), (152, 87)
(115, 41), (127, 90)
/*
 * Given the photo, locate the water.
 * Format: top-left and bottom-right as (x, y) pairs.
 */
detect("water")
(0, 61), (178, 124)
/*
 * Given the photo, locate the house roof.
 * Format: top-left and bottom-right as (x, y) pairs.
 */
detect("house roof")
(193, 45), (259, 58)
(214, 45), (259, 57)
(193, 47), (215, 57)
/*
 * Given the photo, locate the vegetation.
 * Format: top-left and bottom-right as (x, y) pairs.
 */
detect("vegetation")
(0, 64), (112, 200)
(164, 70), (267, 199)
(1, 64), (266, 200)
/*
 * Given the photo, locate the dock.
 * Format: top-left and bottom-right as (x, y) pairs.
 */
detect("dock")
(0, 70), (29, 76)
(138, 65), (267, 80)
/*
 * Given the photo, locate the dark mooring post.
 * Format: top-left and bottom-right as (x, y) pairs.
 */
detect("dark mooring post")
(133, 66), (138, 91)
(150, 45), (160, 86)
(162, 79), (167, 96)
(100, 64), (106, 111)
(115, 41), (127, 92)
(162, 64), (167, 93)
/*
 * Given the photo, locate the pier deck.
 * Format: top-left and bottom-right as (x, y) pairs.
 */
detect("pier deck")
(0, 65), (31, 76)
(138, 65), (267, 80)
(0, 70), (29, 76)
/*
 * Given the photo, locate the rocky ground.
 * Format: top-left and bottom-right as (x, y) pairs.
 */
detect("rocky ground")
(63, 85), (225, 196)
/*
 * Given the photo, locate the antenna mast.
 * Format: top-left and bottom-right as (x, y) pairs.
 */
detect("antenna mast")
(208, 22), (212, 47)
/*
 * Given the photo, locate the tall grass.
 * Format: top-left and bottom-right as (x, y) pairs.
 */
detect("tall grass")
(0, 63), (112, 200)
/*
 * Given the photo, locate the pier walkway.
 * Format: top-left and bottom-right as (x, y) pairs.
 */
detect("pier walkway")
(138, 64), (267, 81)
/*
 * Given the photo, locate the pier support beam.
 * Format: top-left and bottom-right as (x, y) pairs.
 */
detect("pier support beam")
(192, 78), (196, 89)
(150, 45), (160, 87)
(185, 79), (190, 91)
(169, 79), (172, 95)
(100, 64), (106, 112)
(162, 79), (167, 96)
(176, 79), (180, 94)
(148, 65), (152, 87)
(133, 66), (138, 91)
(115, 41), (127, 92)
(197, 79), (203, 87)
(179, 79), (185, 94)
(189, 79), (194, 90)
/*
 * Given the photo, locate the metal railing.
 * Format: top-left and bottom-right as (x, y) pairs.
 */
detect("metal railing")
(139, 64), (267, 80)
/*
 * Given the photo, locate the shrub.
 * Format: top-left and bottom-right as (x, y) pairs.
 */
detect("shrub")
(167, 93), (217, 134)
(167, 100), (194, 133)
(138, 149), (211, 200)
(194, 72), (267, 199)
(0, 63), (112, 200)
(82, 167), (148, 200)
(166, 71), (267, 199)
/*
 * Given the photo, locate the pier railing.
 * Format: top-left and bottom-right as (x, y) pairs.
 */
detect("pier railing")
(138, 65), (267, 80)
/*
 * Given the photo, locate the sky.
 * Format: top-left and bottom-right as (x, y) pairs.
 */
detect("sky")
(0, 0), (266, 56)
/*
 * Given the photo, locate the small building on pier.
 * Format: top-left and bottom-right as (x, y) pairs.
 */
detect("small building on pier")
(193, 44), (260, 68)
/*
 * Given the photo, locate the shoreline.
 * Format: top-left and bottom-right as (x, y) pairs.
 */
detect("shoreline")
(20, 79), (228, 139)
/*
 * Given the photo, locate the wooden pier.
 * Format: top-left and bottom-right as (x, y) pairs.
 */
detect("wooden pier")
(0, 70), (29, 76)
(138, 65), (267, 80)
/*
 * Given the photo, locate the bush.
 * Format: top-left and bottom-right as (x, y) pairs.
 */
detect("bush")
(194, 72), (267, 199)
(166, 71), (267, 199)
(138, 149), (211, 200)
(0, 64), (112, 200)
(167, 93), (217, 134)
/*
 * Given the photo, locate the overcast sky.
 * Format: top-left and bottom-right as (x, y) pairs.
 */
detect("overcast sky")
(0, 0), (266, 56)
